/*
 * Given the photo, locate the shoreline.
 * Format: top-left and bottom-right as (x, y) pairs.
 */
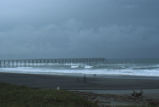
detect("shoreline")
(0, 72), (159, 90)
(1, 71), (159, 80)
(1, 66), (159, 77)
(1, 72), (159, 106)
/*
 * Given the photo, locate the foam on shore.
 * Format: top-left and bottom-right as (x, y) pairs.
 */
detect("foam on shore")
(0, 66), (159, 77)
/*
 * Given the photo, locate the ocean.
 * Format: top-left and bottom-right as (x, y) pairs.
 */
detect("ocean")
(0, 59), (159, 77)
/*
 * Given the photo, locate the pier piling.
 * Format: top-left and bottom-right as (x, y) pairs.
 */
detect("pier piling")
(0, 58), (105, 68)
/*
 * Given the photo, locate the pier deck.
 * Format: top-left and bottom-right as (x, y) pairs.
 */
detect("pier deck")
(0, 58), (105, 68)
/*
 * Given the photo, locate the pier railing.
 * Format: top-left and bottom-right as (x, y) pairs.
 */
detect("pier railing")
(0, 58), (106, 68)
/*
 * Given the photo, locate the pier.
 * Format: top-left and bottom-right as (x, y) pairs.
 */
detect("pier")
(0, 58), (105, 68)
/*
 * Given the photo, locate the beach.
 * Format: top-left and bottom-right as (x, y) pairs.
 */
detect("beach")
(0, 72), (159, 90)
(1, 72), (159, 106)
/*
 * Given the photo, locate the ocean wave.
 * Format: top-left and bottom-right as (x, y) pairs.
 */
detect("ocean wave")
(0, 66), (159, 77)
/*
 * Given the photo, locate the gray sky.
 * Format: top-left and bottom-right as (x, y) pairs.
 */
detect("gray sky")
(0, 0), (159, 59)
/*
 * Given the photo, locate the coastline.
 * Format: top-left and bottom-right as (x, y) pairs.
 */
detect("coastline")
(1, 72), (159, 106)
(0, 72), (159, 90)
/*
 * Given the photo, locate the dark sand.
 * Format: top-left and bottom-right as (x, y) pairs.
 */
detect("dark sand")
(0, 72), (159, 90)
(1, 72), (159, 106)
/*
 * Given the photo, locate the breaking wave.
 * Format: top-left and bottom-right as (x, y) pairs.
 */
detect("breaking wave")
(0, 63), (159, 77)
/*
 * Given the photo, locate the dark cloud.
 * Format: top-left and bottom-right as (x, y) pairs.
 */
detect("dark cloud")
(0, 0), (159, 59)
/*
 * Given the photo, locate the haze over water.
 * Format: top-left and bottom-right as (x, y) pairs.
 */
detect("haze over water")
(1, 59), (159, 77)
(0, 1), (159, 79)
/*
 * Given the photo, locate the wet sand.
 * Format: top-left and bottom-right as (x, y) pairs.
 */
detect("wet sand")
(0, 72), (159, 90)
(1, 72), (159, 106)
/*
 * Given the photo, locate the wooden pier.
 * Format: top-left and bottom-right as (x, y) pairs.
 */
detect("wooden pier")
(0, 58), (105, 68)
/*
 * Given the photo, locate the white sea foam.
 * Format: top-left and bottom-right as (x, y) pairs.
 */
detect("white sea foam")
(84, 65), (93, 69)
(0, 66), (159, 77)
(71, 65), (79, 69)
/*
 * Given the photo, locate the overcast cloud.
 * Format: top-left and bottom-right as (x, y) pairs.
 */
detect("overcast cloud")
(0, 0), (159, 59)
